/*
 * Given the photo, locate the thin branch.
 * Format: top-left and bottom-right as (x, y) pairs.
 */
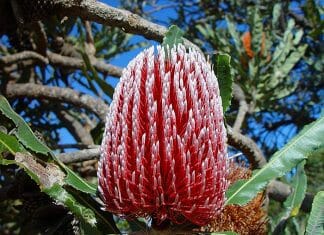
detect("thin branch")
(56, 110), (94, 145)
(59, 0), (200, 52)
(227, 125), (267, 168)
(0, 50), (123, 78)
(83, 20), (96, 56)
(33, 21), (48, 56)
(0, 50), (48, 66)
(5, 83), (109, 121)
(66, 1), (167, 42)
(232, 84), (248, 132)
(47, 51), (123, 77)
(57, 147), (100, 164)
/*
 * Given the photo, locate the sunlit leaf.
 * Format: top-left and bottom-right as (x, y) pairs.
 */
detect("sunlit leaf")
(162, 25), (184, 52)
(226, 116), (324, 205)
(0, 131), (26, 154)
(63, 165), (97, 195)
(283, 161), (307, 217)
(272, 3), (282, 28)
(0, 96), (51, 155)
(214, 54), (233, 112)
(0, 95), (97, 195)
(249, 7), (263, 54)
(225, 16), (242, 54)
(305, 191), (324, 235)
(44, 184), (97, 226)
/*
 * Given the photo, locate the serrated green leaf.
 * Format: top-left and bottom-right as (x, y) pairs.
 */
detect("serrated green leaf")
(226, 116), (324, 205)
(272, 20), (295, 66)
(162, 25), (184, 51)
(0, 95), (51, 155)
(63, 165), (97, 195)
(225, 16), (242, 53)
(284, 161), (307, 217)
(273, 44), (307, 80)
(44, 183), (97, 226)
(0, 131), (26, 154)
(196, 24), (213, 39)
(214, 54), (233, 112)
(1, 150), (98, 227)
(293, 29), (304, 45)
(272, 3), (282, 28)
(305, 191), (324, 235)
(0, 96), (97, 195)
(250, 7), (263, 54)
(80, 220), (102, 235)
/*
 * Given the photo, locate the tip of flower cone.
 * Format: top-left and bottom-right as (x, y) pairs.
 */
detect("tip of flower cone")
(97, 44), (229, 226)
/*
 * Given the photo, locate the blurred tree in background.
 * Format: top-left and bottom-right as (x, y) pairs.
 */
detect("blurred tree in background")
(0, 0), (323, 234)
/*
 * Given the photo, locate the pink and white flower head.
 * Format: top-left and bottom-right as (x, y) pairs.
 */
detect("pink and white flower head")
(97, 44), (228, 226)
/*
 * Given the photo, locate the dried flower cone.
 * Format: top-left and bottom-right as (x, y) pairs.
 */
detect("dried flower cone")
(98, 44), (228, 226)
(202, 162), (267, 234)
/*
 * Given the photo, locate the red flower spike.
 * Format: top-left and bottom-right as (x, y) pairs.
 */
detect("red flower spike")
(97, 44), (229, 226)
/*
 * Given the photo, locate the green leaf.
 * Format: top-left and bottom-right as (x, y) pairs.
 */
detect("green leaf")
(0, 151), (98, 226)
(273, 161), (308, 232)
(63, 164), (97, 195)
(69, 189), (119, 233)
(283, 161), (307, 217)
(272, 3), (282, 28)
(0, 96), (97, 195)
(196, 24), (213, 39)
(0, 95), (51, 155)
(162, 25), (184, 52)
(44, 184), (97, 226)
(273, 44), (307, 81)
(226, 116), (324, 205)
(80, 220), (102, 235)
(214, 54), (233, 112)
(305, 191), (324, 235)
(0, 152), (16, 165)
(293, 29), (304, 45)
(81, 52), (115, 98)
(225, 16), (242, 53)
(0, 131), (26, 154)
(249, 7), (263, 54)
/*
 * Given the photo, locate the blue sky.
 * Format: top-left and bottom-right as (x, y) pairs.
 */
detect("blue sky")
(58, 0), (178, 150)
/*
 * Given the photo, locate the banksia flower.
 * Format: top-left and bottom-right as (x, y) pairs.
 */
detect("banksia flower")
(97, 44), (228, 226)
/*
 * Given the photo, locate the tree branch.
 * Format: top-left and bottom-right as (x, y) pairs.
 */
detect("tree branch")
(0, 50), (48, 66)
(227, 125), (267, 168)
(58, 0), (200, 52)
(232, 84), (248, 132)
(47, 51), (123, 77)
(56, 110), (94, 145)
(0, 50), (123, 78)
(57, 147), (100, 164)
(5, 83), (109, 121)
